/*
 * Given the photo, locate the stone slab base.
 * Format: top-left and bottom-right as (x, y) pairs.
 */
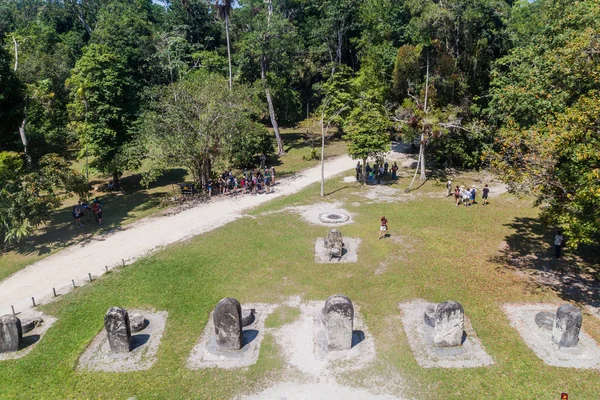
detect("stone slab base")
(187, 303), (275, 369)
(0, 311), (57, 361)
(314, 238), (360, 263)
(503, 303), (600, 369)
(77, 310), (167, 372)
(273, 301), (375, 376)
(398, 300), (494, 368)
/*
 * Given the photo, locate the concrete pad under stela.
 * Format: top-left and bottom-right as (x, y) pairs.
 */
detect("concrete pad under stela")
(77, 310), (167, 372)
(187, 303), (275, 369)
(503, 303), (600, 369)
(398, 299), (494, 368)
(0, 311), (57, 361)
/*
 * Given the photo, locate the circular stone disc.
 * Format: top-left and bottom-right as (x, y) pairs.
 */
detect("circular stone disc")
(535, 311), (555, 331)
(318, 212), (350, 224)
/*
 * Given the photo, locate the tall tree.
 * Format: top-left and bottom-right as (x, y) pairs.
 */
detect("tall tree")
(140, 72), (272, 187)
(236, 0), (301, 155)
(66, 44), (138, 185)
(489, 0), (600, 246)
(343, 96), (390, 185)
(215, 0), (233, 90)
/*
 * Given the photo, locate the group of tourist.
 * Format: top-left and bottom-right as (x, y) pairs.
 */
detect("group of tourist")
(355, 160), (399, 184)
(72, 198), (104, 227)
(446, 179), (490, 206)
(207, 167), (277, 196)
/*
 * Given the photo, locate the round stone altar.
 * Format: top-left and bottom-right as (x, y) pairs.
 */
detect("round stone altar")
(318, 212), (350, 224)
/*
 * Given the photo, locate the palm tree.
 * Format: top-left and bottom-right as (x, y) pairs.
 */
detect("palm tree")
(216, 0), (233, 91)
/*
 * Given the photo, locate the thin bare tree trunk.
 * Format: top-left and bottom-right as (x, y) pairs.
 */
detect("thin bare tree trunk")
(262, 59), (284, 155)
(263, 0), (284, 155)
(419, 54), (430, 182)
(13, 36), (32, 167)
(225, 14), (232, 91)
(18, 114), (32, 167)
(12, 35), (18, 71)
(407, 54), (429, 190)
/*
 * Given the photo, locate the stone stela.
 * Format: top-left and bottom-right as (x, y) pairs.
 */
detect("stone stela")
(323, 294), (354, 351)
(213, 298), (243, 351)
(325, 229), (344, 261)
(0, 315), (23, 353)
(534, 304), (583, 348)
(552, 304), (582, 348)
(424, 301), (465, 347)
(104, 307), (132, 353)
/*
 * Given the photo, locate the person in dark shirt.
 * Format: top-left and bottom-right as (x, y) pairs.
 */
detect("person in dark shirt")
(482, 184), (490, 206)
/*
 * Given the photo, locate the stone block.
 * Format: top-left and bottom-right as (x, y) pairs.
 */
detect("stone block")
(242, 309), (256, 327)
(213, 298), (242, 351)
(129, 313), (148, 333)
(325, 229), (344, 260)
(323, 295), (354, 351)
(424, 304), (436, 327)
(534, 312), (554, 331)
(552, 304), (582, 348)
(0, 315), (23, 353)
(104, 307), (132, 353)
(433, 301), (464, 347)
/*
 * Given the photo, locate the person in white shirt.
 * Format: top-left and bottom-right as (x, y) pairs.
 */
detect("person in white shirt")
(554, 230), (564, 258)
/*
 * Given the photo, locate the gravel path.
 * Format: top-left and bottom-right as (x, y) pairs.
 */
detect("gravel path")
(0, 155), (353, 317)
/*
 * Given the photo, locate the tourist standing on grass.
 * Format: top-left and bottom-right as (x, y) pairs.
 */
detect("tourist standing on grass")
(482, 184), (490, 205)
(379, 216), (388, 239)
(73, 203), (83, 227)
(446, 179), (453, 196)
(554, 230), (564, 258)
(391, 162), (398, 181)
(355, 161), (361, 181)
(91, 198), (103, 225)
(470, 187), (477, 204)
(454, 186), (461, 206)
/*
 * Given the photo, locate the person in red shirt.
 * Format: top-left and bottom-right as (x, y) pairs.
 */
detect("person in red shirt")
(379, 216), (388, 239)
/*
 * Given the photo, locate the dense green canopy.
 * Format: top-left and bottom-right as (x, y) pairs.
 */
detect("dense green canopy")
(0, 0), (597, 245)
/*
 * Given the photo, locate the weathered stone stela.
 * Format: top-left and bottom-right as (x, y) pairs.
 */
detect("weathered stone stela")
(323, 294), (354, 351)
(213, 298), (242, 351)
(552, 304), (582, 348)
(104, 307), (132, 353)
(0, 314), (23, 353)
(325, 229), (344, 261)
(433, 301), (464, 347)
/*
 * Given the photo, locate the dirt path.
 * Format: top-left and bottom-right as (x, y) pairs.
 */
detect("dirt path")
(0, 155), (354, 317)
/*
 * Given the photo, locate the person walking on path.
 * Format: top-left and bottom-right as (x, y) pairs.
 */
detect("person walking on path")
(554, 230), (564, 258)
(379, 216), (388, 239)
(391, 162), (398, 181)
(384, 161), (389, 177)
(355, 161), (361, 181)
(446, 179), (453, 197)
(482, 184), (490, 205)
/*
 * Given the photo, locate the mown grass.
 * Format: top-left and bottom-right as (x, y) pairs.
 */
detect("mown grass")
(1, 170), (598, 399)
(0, 129), (345, 283)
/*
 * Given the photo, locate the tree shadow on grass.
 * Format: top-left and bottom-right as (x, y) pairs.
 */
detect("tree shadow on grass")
(491, 216), (600, 308)
(9, 169), (188, 257)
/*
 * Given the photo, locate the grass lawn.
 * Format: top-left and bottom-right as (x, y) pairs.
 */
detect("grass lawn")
(1, 169), (598, 399)
(0, 129), (346, 283)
